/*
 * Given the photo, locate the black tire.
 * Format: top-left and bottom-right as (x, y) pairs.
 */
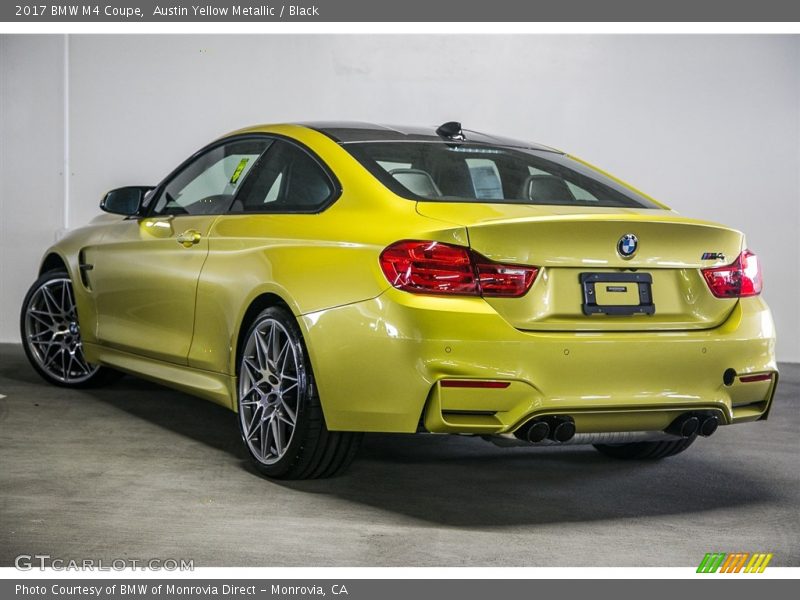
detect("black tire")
(20, 269), (120, 388)
(594, 435), (696, 460)
(236, 306), (362, 479)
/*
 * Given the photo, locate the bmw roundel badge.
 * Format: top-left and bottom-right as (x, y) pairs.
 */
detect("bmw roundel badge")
(617, 233), (638, 258)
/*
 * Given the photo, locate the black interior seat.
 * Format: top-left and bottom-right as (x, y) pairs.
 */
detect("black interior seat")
(389, 168), (442, 198)
(520, 174), (576, 204)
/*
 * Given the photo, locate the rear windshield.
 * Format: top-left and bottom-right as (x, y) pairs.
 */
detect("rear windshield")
(342, 142), (659, 209)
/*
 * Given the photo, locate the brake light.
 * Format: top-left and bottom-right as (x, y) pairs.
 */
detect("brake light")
(379, 240), (538, 297)
(702, 249), (762, 298)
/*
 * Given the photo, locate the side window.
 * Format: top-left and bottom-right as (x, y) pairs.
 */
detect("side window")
(232, 140), (335, 213)
(150, 138), (271, 216)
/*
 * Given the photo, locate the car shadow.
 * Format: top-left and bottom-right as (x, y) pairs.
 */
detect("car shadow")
(270, 432), (776, 528)
(0, 344), (779, 529)
(88, 376), (248, 459)
(0, 346), (246, 458)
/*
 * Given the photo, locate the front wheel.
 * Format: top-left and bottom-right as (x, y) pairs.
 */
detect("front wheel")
(594, 436), (697, 460)
(20, 270), (118, 388)
(237, 306), (362, 479)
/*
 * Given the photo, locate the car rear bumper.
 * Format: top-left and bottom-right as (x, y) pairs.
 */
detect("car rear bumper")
(301, 290), (777, 434)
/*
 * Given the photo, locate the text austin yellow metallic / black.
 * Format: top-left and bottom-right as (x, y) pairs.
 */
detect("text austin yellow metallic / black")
(20, 122), (778, 478)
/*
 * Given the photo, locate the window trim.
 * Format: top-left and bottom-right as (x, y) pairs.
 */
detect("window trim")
(225, 134), (343, 216)
(141, 133), (273, 219)
(339, 141), (659, 210)
(140, 133), (342, 219)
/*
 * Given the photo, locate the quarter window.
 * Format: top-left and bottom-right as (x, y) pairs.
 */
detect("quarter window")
(150, 139), (271, 216)
(231, 140), (335, 213)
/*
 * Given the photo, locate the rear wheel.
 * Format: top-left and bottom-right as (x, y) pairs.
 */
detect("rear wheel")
(594, 436), (696, 460)
(20, 270), (118, 388)
(237, 306), (362, 479)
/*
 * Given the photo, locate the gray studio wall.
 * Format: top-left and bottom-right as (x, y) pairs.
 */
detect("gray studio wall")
(0, 36), (66, 350)
(1, 34), (798, 361)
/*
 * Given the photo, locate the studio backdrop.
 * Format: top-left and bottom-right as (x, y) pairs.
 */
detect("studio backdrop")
(1, 34), (798, 360)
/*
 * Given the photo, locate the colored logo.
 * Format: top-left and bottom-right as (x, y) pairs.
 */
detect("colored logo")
(617, 234), (638, 258)
(696, 552), (773, 573)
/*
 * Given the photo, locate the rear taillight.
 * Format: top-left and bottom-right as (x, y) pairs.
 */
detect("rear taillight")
(379, 240), (478, 295)
(379, 240), (538, 298)
(702, 249), (762, 298)
(474, 257), (538, 297)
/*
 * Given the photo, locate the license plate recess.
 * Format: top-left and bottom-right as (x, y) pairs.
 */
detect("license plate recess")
(580, 272), (655, 316)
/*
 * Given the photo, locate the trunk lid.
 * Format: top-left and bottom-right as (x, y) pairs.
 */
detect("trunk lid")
(417, 202), (743, 331)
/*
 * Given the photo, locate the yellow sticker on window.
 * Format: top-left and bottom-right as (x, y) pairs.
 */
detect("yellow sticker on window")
(230, 158), (250, 185)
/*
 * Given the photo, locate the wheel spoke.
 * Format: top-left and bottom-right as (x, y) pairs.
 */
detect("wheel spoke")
(74, 346), (92, 373)
(60, 280), (68, 313)
(65, 281), (77, 318)
(264, 325), (274, 365)
(28, 329), (53, 340)
(35, 338), (56, 356)
(64, 351), (74, 377)
(28, 309), (55, 328)
(278, 402), (296, 426)
(270, 416), (283, 456)
(42, 286), (62, 318)
(43, 346), (64, 370)
(260, 418), (269, 459)
(254, 327), (270, 370)
(239, 358), (261, 397)
(245, 407), (263, 441)
(276, 342), (291, 374)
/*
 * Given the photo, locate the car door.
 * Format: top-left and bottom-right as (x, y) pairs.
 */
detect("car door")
(188, 137), (341, 374)
(87, 137), (271, 364)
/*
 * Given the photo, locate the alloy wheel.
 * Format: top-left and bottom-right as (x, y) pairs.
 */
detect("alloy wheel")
(23, 277), (99, 384)
(238, 318), (302, 465)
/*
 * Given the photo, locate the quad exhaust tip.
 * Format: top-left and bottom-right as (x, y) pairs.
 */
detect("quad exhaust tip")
(514, 412), (717, 445)
(666, 413), (720, 438)
(698, 415), (719, 437)
(550, 416), (576, 443)
(515, 416), (576, 444)
(667, 414), (700, 438)
(526, 420), (550, 443)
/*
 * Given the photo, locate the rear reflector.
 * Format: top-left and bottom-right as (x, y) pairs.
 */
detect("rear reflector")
(440, 380), (511, 389)
(379, 240), (538, 297)
(702, 249), (763, 298)
(739, 373), (773, 383)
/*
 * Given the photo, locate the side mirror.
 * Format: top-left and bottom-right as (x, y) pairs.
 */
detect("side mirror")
(100, 186), (153, 216)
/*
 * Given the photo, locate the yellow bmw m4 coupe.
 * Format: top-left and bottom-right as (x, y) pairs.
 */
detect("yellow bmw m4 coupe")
(20, 121), (778, 479)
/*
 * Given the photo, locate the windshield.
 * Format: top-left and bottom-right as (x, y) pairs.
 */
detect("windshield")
(342, 142), (659, 209)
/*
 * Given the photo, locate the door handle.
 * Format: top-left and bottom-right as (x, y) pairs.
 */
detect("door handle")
(176, 229), (202, 247)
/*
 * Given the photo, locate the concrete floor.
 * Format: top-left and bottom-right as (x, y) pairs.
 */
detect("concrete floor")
(0, 343), (797, 567)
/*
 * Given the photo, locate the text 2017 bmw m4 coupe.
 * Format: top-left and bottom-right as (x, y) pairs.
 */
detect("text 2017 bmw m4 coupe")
(20, 121), (778, 479)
